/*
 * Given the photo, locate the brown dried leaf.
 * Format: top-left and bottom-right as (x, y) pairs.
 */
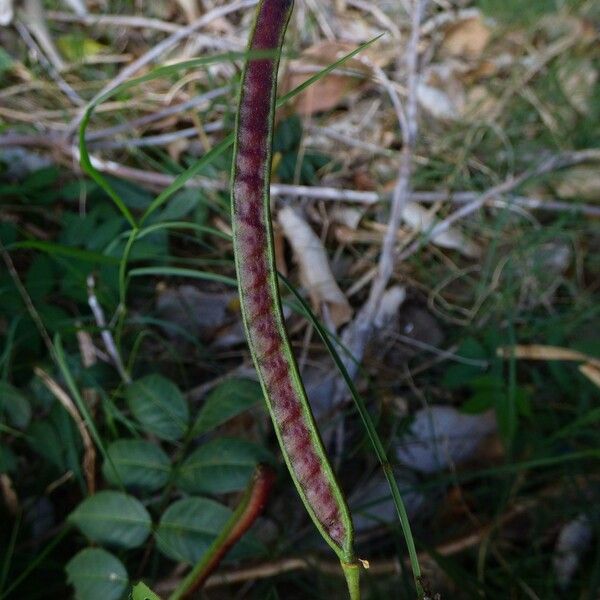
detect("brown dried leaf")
(465, 85), (499, 120)
(35, 368), (96, 495)
(0, 474), (19, 515)
(281, 42), (370, 116)
(579, 363), (600, 389)
(417, 64), (466, 121)
(557, 58), (598, 115)
(440, 16), (491, 61)
(555, 166), (600, 201)
(278, 207), (353, 327)
(401, 203), (481, 258)
(497, 345), (600, 369)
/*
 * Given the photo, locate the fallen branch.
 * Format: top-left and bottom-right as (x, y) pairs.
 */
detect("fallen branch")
(2, 132), (599, 217)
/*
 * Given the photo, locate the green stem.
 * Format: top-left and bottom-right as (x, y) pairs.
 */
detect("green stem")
(341, 560), (361, 600)
(169, 465), (275, 600)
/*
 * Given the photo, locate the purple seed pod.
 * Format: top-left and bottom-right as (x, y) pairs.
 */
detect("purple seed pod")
(231, 0), (358, 593)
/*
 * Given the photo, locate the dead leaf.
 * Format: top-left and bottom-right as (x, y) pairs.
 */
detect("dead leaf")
(35, 367), (96, 495)
(278, 207), (353, 327)
(553, 515), (592, 588)
(557, 58), (598, 115)
(396, 406), (497, 474)
(554, 166), (600, 201)
(417, 64), (466, 121)
(401, 203), (481, 258)
(374, 285), (406, 329)
(20, 0), (66, 71)
(0, 474), (18, 514)
(579, 363), (600, 389)
(417, 82), (459, 121)
(497, 345), (600, 369)
(464, 85), (499, 120)
(330, 206), (364, 230)
(0, 0), (13, 25)
(440, 16), (492, 61)
(538, 13), (596, 45)
(281, 42), (370, 116)
(167, 138), (190, 163)
(334, 224), (384, 245)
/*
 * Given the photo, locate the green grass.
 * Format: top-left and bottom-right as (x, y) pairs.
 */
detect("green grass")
(0, 2), (599, 599)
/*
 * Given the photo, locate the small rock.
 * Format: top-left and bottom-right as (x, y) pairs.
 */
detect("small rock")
(553, 514), (592, 588)
(396, 405), (496, 474)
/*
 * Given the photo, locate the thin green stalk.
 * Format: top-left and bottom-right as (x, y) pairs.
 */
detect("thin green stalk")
(0, 511), (21, 595)
(1, 526), (70, 599)
(169, 465), (275, 599)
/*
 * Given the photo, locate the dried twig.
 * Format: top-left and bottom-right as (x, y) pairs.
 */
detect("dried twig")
(88, 122), (223, 151)
(66, 0), (258, 135)
(346, 0), (401, 38)
(19, 0), (66, 72)
(46, 10), (183, 32)
(497, 344), (600, 368)
(153, 497), (536, 593)
(85, 86), (230, 141)
(2, 133), (599, 218)
(0, 237), (54, 354)
(396, 150), (600, 262)
(331, 0), (427, 410)
(34, 367), (96, 494)
(14, 20), (83, 106)
(87, 275), (132, 384)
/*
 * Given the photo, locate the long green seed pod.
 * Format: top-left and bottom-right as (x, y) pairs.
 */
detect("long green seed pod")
(231, 0), (359, 596)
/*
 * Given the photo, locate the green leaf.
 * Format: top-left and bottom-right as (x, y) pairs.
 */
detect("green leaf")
(156, 497), (264, 564)
(131, 582), (162, 600)
(104, 176), (154, 210)
(192, 379), (262, 435)
(38, 304), (71, 334)
(27, 405), (82, 478)
(0, 47), (14, 76)
(66, 548), (128, 600)
(57, 34), (108, 62)
(176, 438), (272, 494)
(272, 115), (303, 153)
(154, 189), (201, 222)
(0, 443), (17, 473)
(514, 386), (533, 418)
(129, 267), (236, 288)
(68, 491), (151, 549)
(442, 337), (488, 389)
(470, 375), (504, 391)
(25, 254), (56, 300)
(12, 240), (120, 265)
(126, 375), (189, 441)
(102, 439), (171, 492)
(462, 391), (495, 414)
(22, 167), (59, 191)
(0, 381), (32, 429)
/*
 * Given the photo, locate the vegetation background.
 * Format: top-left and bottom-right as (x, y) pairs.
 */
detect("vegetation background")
(0, 0), (599, 598)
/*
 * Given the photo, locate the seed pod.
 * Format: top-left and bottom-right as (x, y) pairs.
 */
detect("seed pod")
(231, 0), (358, 592)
